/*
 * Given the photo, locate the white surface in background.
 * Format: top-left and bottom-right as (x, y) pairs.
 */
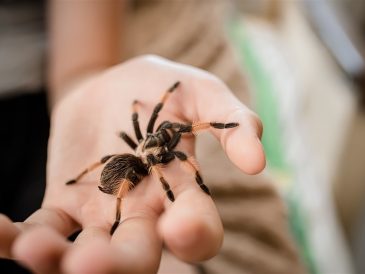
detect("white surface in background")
(244, 2), (356, 273)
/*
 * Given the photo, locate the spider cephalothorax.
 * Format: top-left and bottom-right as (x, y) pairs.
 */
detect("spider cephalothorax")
(66, 81), (239, 235)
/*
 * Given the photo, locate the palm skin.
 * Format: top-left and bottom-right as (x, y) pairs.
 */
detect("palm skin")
(0, 56), (265, 274)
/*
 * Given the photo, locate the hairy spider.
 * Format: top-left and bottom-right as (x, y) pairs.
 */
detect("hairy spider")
(65, 81), (239, 235)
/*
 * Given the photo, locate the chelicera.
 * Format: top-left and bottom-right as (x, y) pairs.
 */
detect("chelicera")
(66, 81), (239, 235)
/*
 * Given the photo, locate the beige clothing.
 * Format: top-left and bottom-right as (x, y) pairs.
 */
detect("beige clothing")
(124, 1), (306, 273)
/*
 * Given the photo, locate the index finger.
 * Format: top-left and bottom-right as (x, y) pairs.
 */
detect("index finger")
(179, 76), (265, 175)
(109, 55), (265, 174)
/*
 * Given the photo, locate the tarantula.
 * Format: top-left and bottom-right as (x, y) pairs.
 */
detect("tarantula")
(66, 81), (239, 235)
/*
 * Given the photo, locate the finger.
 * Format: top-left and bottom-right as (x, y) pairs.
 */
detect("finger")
(62, 226), (116, 274)
(158, 184), (223, 263)
(73, 226), (110, 246)
(24, 207), (79, 236)
(110, 56), (265, 174)
(187, 79), (265, 174)
(63, 215), (162, 274)
(0, 208), (77, 260)
(62, 240), (119, 274)
(136, 57), (265, 174)
(0, 214), (20, 259)
(12, 226), (70, 274)
(213, 108), (265, 175)
(110, 210), (162, 274)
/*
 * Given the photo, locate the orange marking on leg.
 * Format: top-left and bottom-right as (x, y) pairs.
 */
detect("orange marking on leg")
(151, 166), (163, 179)
(187, 156), (200, 171)
(75, 161), (102, 181)
(151, 166), (174, 201)
(89, 162), (102, 170)
(192, 122), (210, 133)
(132, 100), (139, 113)
(160, 92), (170, 104)
(180, 156), (200, 173)
(75, 169), (87, 181)
(114, 179), (133, 222)
(181, 161), (194, 173)
(117, 179), (133, 198)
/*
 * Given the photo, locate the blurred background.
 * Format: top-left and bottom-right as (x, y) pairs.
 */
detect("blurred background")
(228, 1), (365, 274)
(1, 0), (365, 273)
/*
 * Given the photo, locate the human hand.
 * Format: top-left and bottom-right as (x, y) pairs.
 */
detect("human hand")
(0, 55), (264, 273)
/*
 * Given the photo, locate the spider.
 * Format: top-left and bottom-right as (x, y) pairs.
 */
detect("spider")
(65, 81), (239, 235)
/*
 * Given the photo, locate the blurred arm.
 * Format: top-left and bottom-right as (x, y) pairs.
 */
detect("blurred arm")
(48, 0), (124, 106)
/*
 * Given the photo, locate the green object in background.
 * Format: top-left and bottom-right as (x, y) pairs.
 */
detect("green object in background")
(231, 28), (286, 173)
(226, 16), (318, 274)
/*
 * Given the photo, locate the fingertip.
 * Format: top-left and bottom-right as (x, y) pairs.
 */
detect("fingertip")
(160, 216), (223, 263)
(12, 227), (41, 262)
(0, 214), (19, 259)
(240, 137), (266, 174)
(12, 226), (68, 272)
(213, 108), (266, 175)
(0, 213), (13, 223)
(227, 130), (266, 175)
(158, 191), (223, 263)
(62, 241), (115, 274)
(161, 218), (223, 262)
(110, 215), (162, 273)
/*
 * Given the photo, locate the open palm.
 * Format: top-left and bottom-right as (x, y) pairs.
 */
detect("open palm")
(0, 56), (265, 274)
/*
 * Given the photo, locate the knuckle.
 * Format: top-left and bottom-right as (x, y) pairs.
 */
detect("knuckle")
(193, 72), (229, 95)
(250, 113), (263, 137)
(132, 54), (167, 65)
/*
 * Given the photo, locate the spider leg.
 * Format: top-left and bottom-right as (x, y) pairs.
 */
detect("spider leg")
(173, 121), (239, 134)
(163, 121), (238, 151)
(160, 128), (171, 143)
(159, 151), (175, 164)
(132, 100), (144, 142)
(167, 131), (181, 151)
(119, 131), (137, 150)
(156, 121), (180, 150)
(147, 154), (175, 202)
(118, 100), (145, 150)
(158, 122), (178, 147)
(146, 81), (180, 134)
(155, 129), (173, 146)
(173, 151), (210, 195)
(156, 120), (171, 132)
(110, 178), (134, 235)
(65, 155), (116, 185)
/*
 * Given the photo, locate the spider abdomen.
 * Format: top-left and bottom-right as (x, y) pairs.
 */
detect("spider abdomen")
(99, 154), (148, 195)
